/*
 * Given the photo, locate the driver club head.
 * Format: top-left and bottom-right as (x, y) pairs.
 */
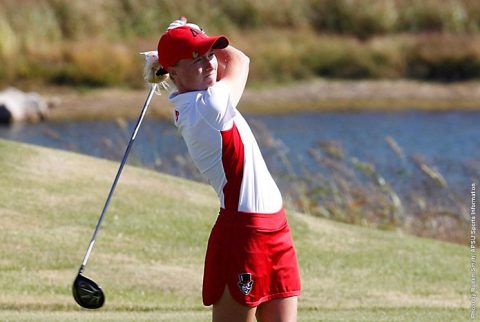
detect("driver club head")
(72, 273), (105, 309)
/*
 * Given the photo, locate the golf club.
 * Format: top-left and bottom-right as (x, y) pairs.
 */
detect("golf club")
(72, 84), (157, 309)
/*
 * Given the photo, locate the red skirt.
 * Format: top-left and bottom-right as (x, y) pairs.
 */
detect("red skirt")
(202, 207), (301, 307)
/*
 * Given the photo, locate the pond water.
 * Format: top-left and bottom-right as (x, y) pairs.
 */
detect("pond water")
(1, 110), (478, 190)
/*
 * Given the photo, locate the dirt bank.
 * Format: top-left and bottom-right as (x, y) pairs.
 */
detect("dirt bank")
(42, 79), (480, 122)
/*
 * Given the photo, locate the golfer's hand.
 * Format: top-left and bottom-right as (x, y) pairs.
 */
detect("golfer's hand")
(167, 16), (187, 30)
(167, 16), (204, 33)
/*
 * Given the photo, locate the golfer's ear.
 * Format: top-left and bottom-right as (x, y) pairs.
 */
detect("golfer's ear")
(166, 66), (177, 82)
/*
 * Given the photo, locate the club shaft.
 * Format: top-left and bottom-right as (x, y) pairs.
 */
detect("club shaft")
(79, 84), (157, 273)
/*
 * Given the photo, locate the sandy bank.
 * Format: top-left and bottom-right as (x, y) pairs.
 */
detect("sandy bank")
(42, 79), (480, 122)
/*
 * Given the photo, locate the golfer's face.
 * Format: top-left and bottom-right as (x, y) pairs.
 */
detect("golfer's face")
(173, 50), (218, 92)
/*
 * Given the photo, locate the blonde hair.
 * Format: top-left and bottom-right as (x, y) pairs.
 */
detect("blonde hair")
(141, 51), (175, 94)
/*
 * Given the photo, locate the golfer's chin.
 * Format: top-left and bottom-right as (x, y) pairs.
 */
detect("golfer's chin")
(204, 73), (217, 87)
(182, 74), (217, 92)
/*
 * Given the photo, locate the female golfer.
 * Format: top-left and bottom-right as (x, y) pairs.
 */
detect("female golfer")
(157, 18), (301, 322)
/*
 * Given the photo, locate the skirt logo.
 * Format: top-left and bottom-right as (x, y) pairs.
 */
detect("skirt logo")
(238, 273), (254, 295)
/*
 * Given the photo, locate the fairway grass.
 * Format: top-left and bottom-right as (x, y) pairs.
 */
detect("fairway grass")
(0, 139), (470, 321)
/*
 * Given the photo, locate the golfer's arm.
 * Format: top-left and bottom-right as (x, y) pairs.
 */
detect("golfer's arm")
(215, 46), (250, 108)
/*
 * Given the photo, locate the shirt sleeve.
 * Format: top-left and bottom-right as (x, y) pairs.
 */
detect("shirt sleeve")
(196, 81), (236, 131)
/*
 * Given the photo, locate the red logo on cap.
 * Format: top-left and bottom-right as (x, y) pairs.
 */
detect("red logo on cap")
(190, 28), (200, 37)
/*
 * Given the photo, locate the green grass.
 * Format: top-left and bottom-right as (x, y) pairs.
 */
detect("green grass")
(0, 139), (470, 321)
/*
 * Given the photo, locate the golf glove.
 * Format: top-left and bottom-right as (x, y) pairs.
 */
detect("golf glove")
(167, 16), (204, 34)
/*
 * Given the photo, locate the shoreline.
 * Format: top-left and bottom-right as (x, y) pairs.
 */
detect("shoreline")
(42, 79), (480, 122)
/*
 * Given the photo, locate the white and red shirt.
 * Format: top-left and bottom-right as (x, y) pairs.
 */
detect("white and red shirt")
(169, 81), (282, 213)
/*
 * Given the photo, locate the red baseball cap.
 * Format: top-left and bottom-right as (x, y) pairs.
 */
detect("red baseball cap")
(157, 26), (229, 69)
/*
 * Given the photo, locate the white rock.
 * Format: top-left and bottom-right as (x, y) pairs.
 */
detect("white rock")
(0, 87), (49, 124)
